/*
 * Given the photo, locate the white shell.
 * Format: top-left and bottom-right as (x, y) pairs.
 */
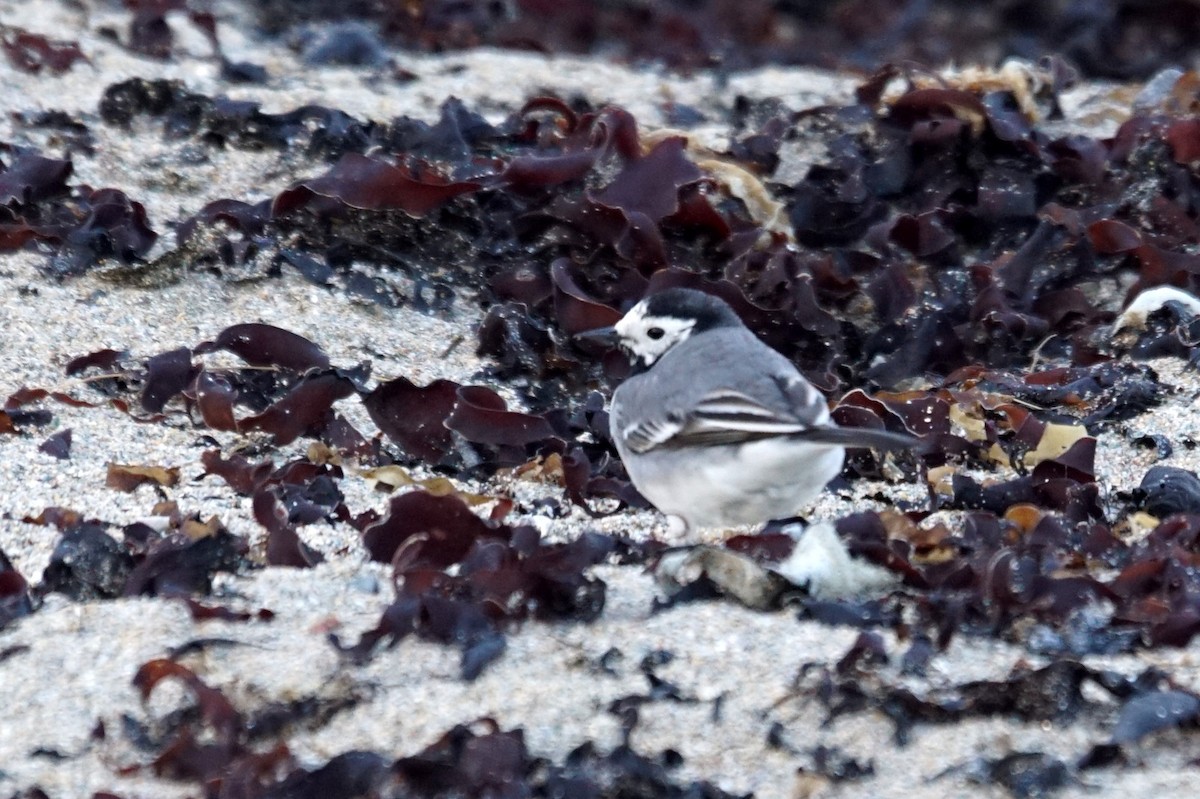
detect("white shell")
(1113, 286), (1200, 334)
(774, 522), (899, 599)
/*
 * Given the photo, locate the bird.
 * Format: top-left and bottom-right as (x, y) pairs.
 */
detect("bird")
(579, 287), (917, 539)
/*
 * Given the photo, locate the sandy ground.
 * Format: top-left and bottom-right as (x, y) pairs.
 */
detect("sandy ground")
(3, 2), (1200, 798)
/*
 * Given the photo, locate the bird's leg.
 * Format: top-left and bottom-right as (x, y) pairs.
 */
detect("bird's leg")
(665, 514), (689, 540)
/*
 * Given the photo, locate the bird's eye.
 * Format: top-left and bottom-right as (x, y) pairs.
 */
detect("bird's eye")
(647, 327), (665, 340)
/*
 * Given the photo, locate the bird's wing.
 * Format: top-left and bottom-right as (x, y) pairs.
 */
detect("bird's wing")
(621, 388), (814, 453)
(620, 383), (918, 453)
(766, 373), (917, 450)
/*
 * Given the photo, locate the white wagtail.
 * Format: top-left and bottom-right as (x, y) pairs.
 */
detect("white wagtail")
(579, 287), (917, 539)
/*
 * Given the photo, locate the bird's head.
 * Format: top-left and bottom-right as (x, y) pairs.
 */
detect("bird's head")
(578, 288), (742, 369)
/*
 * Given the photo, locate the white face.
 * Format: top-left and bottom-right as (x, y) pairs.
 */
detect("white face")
(614, 301), (697, 365)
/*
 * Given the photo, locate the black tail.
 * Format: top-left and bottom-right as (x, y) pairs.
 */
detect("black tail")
(793, 425), (919, 451)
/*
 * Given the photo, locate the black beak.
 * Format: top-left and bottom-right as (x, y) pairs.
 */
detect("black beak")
(574, 325), (620, 347)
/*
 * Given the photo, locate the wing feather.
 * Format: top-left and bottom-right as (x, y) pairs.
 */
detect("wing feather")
(620, 385), (917, 453)
(622, 415), (685, 453)
(622, 389), (813, 453)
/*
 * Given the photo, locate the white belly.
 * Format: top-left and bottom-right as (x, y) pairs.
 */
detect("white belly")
(623, 438), (845, 530)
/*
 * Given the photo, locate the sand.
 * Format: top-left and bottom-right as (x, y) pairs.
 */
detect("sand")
(3, 2), (1200, 797)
